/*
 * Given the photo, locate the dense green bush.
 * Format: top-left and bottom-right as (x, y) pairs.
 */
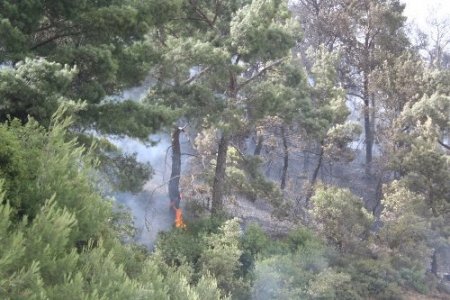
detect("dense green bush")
(0, 112), (226, 299)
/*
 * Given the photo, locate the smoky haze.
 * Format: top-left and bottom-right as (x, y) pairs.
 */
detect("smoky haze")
(110, 135), (174, 248)
(105, 76), (181, 249)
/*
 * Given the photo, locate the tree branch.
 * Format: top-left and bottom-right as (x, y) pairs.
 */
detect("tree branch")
(179, 123), (189, 131)
(212, 0), (221, 25)
(438, 139), (450, 150)
(170, 17), (213, 25)
(32, 23), (55, 34)
(30, 31), (83, 50)
(347, 92), (364, 100)
(181, 66), (210, 85)
(181, 153), (199, 157)
(188, 0), (215, 28)
(230, 143), (249, 163)
(237, 58), (285, 91)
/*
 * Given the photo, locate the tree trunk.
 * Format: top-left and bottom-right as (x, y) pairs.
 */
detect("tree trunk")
(169, 127), (183, 210)
(254, 134), (264, 156)
(431, 248), (438, 275)
(363, 70), (373, 175)
(305, 142), (324, 204)
(211, 134), (229, 215)
(280, 126), (289, 190)
(370, 92), (376, 160)
(373, 174), (384, 216)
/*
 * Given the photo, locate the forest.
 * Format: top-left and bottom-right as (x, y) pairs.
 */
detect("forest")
(0, 0), (449, 299)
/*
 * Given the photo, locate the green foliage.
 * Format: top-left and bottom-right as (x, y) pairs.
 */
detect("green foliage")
(380, 182), (429, 258)
(402, 93), (450, 132)
(23, 197), (78, 286)
(193, 272), (226, 300)
(1, 0), (175, 144)
(54, 44), (118, 103)
(156, 228), (205, 271)
(1, 0), (448, 298)
(0, 58), (77, 125)
(392, 94), (450, 216)
(0, 194), (45, 300)
(345, 258), (403, 299)
(155, 215), (227, 267)
(241, 223), (270, 257)
(239, 223), (270, 283)
(307, 269), (355, 300)
(225, 147), (282, 204)
(0, 55), (171, 193)
(310, 185), (374, 251)
(146, 0), (306, 214)
(306, 47), (349, 131)
(371, 52), (426, 116)
(2, 112), (111, 241)
(74, 134), (154, 194)
(155, 217), (250, 297)
(0, 113), (226, 299)
(92, 100), (176, 139)
(251, 228), (328, 300)
(0, 0), (169, 99)
(230, 0), (297, 61)
(116, 38), (160, 87)
(304, 46), (361, 163)
(102, 152), (153, 194)
(383, 91), (449, 295)
(377, 181), (431, 292)
(200, 218), (245, 294)
(286, 227), (318, 253)
(0, 19), (27, 61)
(245, 59), (310, 125)
(0, 126), (26, 202)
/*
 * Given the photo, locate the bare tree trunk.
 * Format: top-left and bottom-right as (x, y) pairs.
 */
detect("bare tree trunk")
(363, 70), (373, 175)
(169, 127), (183, 210)
(370, 92), (376, 162)
(431, 249), (438, 275)
(211, 134), (229, 215)
(305, 142), (324, 204)
(254, 134), (264, 156)
(280, 126), (289, 190)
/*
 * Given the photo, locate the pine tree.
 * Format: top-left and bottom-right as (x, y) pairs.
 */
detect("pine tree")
(294, 0), (409, 173)
(149, 0), (301, 214)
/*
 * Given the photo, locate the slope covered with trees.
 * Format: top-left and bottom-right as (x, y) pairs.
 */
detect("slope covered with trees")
(0, 0), (449, 299)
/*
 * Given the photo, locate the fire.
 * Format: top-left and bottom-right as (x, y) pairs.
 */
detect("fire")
(175, 208), (186, 228)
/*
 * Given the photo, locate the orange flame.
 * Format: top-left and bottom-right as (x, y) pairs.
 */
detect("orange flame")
(175, 208), (186, 228)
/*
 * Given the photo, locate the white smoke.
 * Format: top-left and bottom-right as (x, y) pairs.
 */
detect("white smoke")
(109, 134), (174, 248)
(104, 74), (178, 248)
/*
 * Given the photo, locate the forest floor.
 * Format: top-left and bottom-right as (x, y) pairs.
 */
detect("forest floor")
(224, 195), (295, 236)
